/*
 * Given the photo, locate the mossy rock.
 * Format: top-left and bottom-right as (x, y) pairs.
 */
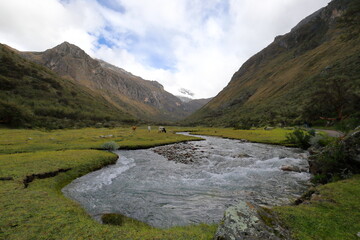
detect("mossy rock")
(214, 201), (291, 240)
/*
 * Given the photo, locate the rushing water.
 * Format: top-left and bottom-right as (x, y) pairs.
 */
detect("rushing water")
(62, 133), (310, 228)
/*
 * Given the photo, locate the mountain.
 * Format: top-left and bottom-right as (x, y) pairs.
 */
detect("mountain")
(177, 96), (213, 112)
(183, 98), (213, 113)
(22, 42), (202, 123)
(185, 0), (360, 128)
(0, 44), (135, 128)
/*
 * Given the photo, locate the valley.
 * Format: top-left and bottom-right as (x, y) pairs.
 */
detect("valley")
(0, 0), (359, 239)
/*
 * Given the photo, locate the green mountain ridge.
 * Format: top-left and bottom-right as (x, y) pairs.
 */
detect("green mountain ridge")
(0, 44), (136, 128)
(185, 0), (360, 128)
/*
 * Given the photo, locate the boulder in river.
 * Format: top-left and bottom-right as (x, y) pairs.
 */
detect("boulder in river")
(214, 201), (291, 240)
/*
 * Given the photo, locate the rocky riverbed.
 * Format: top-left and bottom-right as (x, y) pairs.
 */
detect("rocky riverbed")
(152, 142), (202, 164)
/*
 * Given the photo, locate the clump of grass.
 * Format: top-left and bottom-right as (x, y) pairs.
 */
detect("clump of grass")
(101, 141), (119, 150)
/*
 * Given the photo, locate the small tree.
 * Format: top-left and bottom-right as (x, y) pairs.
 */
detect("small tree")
(302, 75), (360, 124)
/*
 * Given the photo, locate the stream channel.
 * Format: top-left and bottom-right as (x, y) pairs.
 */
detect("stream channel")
(62, 133), (311, 228)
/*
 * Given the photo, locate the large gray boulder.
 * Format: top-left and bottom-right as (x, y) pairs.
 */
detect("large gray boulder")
(343, 130), (360, 164)
(214, 201), (291, 240)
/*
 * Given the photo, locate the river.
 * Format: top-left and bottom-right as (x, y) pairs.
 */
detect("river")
(62, 133), (310, 228)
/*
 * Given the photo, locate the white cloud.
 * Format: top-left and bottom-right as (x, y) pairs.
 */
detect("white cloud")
(0, 0), (330, 98)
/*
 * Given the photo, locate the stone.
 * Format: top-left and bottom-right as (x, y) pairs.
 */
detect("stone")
(237, 153), (252, 158)
(280, 165), (301, 172)
(214, 201), (291, 240)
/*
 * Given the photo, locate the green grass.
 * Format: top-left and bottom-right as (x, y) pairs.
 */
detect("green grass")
(189, 127), (292, 145)
(0, 127), (216, 240)
(0, 126), (201, 154)
(274, 175), (360, 240)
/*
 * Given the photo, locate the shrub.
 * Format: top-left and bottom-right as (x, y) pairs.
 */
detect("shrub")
(286, 128), (311, 149)
(310, 141), (349, 184)
(232, 118), (253, 130)
(101, 141), (119, 151)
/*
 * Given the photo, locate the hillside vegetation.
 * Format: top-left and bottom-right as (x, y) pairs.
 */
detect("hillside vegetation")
(0, 44), (136, 128)
(185, 0), (360, 128)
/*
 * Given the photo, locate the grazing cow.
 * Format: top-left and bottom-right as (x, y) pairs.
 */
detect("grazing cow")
(132, 126), (137, 131)
(158, 126), (166, 133)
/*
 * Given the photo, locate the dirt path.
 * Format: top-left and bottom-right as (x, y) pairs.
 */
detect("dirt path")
(318, 129), (345, 138)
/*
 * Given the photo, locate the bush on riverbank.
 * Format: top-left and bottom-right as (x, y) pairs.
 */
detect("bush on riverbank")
(285, 128), (313, 149)
(310, 130), (360, 184)
(101, 141), (119, 150)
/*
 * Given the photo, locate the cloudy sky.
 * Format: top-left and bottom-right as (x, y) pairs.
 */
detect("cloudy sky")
(0, 0), (330, 98)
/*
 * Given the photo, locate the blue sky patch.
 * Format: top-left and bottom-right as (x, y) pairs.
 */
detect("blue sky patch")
(97, 35), (115, 48)
(146, 53), (176, 71)
(96, 0), (125, 13)
(202, 0), (230, 22)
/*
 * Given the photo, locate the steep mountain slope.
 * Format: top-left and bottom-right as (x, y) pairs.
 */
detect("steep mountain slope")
(185, 0), (360, 127)
(0, 44), (136, 128)
(22, 43), (198, 123)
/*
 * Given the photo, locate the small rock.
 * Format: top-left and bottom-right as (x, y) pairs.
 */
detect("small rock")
(280, 165), (301, 172)
(356, 232), (360, 238)
(27, 137), (33, 140)
(237, 153), (252, 158)
(310, 193), (322, 201)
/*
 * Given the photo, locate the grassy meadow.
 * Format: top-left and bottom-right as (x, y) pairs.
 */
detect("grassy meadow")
(0, 126), (217, 240)
(189, 127), (293, 145)
(0, 126), (201, 154)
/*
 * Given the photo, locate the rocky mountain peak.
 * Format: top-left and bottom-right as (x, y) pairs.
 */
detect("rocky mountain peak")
(48, 41), (88, 59)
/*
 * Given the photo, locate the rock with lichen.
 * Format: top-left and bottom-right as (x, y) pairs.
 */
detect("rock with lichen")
(214, 201), (291, 240)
